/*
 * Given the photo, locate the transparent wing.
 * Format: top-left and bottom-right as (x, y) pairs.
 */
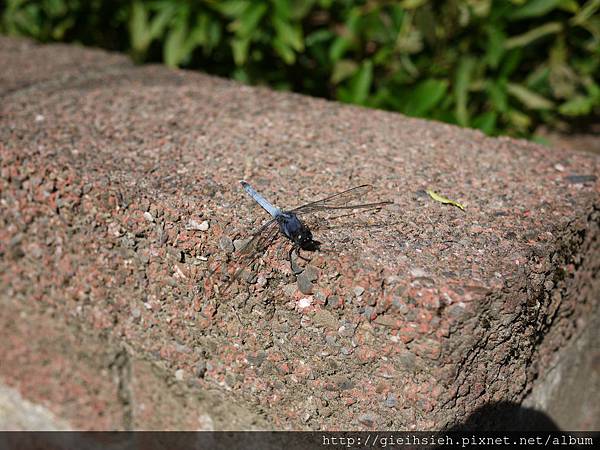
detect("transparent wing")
(220, 218), (280, 291)
(291, 185), (392, 215)
(237, 218), (278, 255)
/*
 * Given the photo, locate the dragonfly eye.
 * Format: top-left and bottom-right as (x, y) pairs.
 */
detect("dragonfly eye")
(298, 230), (312, 242)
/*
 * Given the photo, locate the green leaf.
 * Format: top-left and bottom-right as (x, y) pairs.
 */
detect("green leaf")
(570, 0), (600, 25)
(485, 26), (506, 69)
(305, 29), (333, 46)
(505, 22), (562, 49)
(559, 0), (580, 14)
(509, 0), (561, 19)
(558, 96), (593, 115)
(329, 35), (351, 62)
(232, 67), (249, 83)
(164, 22), (187, 67)
(584, 79), (600, 100)
(229, 2), (267, 37)
(331, 59), (358, 84)
(487, 80), (508, 112)
(148, 4), (175, 40)
(217, 1), (250, 18)
(426, 190), (465, 211)
(338, 60), (373, 105)
(329, 7), (360, 62)
(454, 56), (476, 126)
(272, 17), (304, 51)
(272, 0), (292, 18)
(51, 16), (75, 40)
(401, 0), (427, 9)
(46, 0), (66, 16)
(499, 48), (523, 78)
(194, 12), (222, 54)
(349, 60), (373, 104)
(507, 109), (532, 130)
(231, 37), (250, 65)
(273, 37), (295, 64)
(402, 79), (449, 116)
(472, 111), (497, 135)
(506, 83), (554, 109)
(525, 65), (549, 90)
(130, 1), (150, 54)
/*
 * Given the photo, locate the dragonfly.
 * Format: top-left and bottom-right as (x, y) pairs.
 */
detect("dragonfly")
(210, 180), (393, 291)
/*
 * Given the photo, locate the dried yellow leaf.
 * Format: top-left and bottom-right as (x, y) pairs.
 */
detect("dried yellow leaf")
(426, 189), (465, 211)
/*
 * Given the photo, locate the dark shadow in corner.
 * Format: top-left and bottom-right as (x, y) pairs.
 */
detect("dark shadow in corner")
(448, 401), (560, 431)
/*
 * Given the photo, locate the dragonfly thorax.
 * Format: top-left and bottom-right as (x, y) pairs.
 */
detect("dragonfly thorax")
(277, 211), (315, 249)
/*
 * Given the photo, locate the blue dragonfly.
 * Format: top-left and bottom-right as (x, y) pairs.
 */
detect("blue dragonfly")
(212, 180), (393, 290)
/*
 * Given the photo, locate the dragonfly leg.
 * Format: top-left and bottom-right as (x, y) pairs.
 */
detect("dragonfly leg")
(296, 248), (311, 262)
(288, 246), (304, 275)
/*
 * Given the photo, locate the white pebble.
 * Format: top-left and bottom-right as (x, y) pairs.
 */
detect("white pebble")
(187, 219), (209, 231)
(298, 297), (312, 309)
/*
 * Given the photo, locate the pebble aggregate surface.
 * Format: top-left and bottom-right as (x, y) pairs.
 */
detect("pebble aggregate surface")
(1, 37), (599, 430)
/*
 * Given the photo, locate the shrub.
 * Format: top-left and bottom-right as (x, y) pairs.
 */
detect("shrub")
(2, 0), (599, 137)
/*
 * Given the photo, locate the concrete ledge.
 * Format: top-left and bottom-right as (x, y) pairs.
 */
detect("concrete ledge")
(1, 37), (599, 430)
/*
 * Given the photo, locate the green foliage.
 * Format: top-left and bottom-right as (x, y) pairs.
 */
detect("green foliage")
(2, 0), (599, 138)
(1, 0), (129, 48)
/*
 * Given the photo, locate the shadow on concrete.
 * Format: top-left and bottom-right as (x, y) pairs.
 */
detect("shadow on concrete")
(450, 401), (560, 431)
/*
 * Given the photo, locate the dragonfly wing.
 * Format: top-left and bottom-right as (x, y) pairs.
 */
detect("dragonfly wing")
(221, 219), (280, 290)
(291, 185), (392, 215)
(290, 185), (373, 214)
(296, 200), (393, 215)
(237, 218), (278, 255)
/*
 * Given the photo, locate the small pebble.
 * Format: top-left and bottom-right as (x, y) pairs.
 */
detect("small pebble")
(283, 283), (297, 297)
(297, 297), (312, 310)
(385, 393), (397, 408)
(326, 296), (340, 308)
(187, 219), (209, 231)
(257, 276), (268, 288)
(324, 335), (337, 346)
(143, 212), (154, 222)
(175, 369), (185, 381)
(353, 286), (365, 297)
(303, 265), (319, 282)
(197, 414), (214, 431)
(297, 273), (314, 294)
(219, 236), (235, 253)
(357, 413), (377, 427)
(410, 267), (429, 278)
(246, 352), (266, 367)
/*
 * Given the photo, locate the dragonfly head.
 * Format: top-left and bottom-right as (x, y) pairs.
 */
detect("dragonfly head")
(279, 212), (320, 251)
(295, 227), (320, 251)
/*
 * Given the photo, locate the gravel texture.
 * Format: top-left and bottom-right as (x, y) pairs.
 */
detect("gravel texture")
(1, 37), (599, 430)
